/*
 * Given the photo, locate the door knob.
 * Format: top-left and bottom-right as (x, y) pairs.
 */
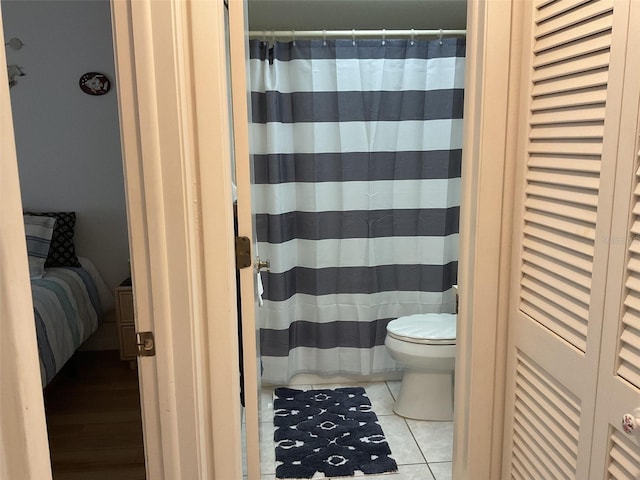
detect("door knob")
(622, 408), (640, 434)
(256, 258), (270, 272)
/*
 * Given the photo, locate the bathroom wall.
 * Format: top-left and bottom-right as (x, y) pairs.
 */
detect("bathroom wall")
(247, 0), (467, 30)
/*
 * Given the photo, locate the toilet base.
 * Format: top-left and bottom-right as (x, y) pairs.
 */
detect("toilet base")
(393, 370), (454, 421)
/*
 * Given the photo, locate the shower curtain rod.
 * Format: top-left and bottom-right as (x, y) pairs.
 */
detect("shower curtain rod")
(248, 29), (466, 40)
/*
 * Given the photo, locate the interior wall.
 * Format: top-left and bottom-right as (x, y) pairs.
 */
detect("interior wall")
(248, 0), (467, 31)
(2, 0), (128, 292)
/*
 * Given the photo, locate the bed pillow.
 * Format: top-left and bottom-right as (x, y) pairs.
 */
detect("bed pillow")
(24, 211), (81, 267)
(24, 215), (56, 279)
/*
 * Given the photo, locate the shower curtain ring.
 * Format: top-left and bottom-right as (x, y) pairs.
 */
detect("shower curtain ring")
(322, 29), (327, 46)
(292, 29), (296, 46)
(439, 28), (443, 45)
(382, 28), (386, 46)
(352, 29), (356, 46)
(410, 28), (415, 46)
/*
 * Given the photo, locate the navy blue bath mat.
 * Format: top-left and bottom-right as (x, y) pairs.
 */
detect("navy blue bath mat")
(273, 387), (398, 478)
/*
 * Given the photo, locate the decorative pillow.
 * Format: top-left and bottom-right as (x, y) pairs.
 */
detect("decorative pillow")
(24, 212), (81, 267)
(24, 215), (56, 279)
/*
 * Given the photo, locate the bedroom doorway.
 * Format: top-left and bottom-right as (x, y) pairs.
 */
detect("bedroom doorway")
(1, 0), (148, 478)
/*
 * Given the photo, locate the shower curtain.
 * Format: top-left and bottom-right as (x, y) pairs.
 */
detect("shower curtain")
(250, 37), (465, 384)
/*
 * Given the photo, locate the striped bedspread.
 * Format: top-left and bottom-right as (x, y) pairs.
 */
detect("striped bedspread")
(31, 266), (101, 386)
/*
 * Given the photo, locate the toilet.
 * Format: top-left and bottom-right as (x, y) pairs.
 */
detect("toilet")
(385, 313), (457, 421)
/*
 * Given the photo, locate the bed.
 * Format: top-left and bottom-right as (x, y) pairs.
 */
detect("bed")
(24, 212), (112, 385)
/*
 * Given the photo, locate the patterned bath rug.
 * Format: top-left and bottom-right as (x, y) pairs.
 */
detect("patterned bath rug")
(273, 387), (398, 478)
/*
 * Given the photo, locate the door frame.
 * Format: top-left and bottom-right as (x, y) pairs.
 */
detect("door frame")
(0, 0), (520, 478)
(110, 0), (244, 478)
(0, 8), (53, 480)
(453, 1), (522, 478)
(226, 0), (262, 478)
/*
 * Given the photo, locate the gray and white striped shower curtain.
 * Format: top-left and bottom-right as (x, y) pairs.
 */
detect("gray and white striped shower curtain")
(250, 38), (465, 384)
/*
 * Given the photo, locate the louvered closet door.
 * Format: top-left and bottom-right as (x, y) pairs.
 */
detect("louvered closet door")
(502, 1), (628, 478)
(589, 1), (640, 476)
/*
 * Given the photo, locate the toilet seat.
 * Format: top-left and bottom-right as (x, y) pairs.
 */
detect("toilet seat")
(387, 313), (456, 345)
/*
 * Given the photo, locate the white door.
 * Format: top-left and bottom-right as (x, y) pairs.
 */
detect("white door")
(590, 1), (640, 475)
(502, 0), (631, 478)
(111, 0), (244, 477)
(109, 4), (164, 477)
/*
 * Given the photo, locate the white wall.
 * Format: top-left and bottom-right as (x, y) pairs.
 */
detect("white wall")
(2, 0), (129, 291)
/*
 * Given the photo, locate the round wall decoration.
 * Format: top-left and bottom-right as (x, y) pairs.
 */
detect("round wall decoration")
(79, 72), (111, 96)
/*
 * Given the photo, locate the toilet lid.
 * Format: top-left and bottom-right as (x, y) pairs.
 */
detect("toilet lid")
(387, 314), (457, 344)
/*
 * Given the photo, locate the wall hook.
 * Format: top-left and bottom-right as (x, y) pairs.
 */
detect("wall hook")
(7, 64), (25, 88)
(4, 37), (23, 50)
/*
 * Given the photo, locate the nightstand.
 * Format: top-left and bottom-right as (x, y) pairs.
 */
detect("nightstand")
(115, 285), (137, 363)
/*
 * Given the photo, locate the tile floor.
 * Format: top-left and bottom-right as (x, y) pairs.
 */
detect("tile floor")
(246, 380), (453, 480)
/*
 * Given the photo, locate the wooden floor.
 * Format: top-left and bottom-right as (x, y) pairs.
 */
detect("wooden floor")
(44, 350), (146, 480)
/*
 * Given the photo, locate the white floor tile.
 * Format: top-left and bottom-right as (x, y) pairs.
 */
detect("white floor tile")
(363, 382), (396, 415)
(241, 420), (247, 476)
(259, 421), (276, 475)
(405, 420), (453, 463)
(376, 415), (425, 465)
(364, 463), (436, 479)
(386, 380), (402, 401)
(260, 387), (275, 422)
(429, 461), (452, 480)
(309, 382), (356, 390)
